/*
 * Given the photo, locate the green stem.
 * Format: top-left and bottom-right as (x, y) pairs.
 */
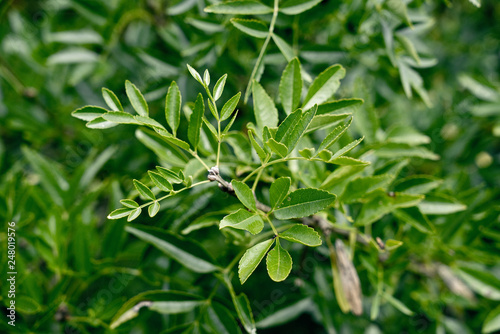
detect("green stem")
(242, 156), (309, 183)
(264, 214), (278, 236)
(189, 149), (211, 171)
(217, 120), (221, 167)
(243, 0), (280, 102)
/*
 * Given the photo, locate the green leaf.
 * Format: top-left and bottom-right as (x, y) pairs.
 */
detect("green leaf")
(102, 111), (140, 124)
(148, 171), (173, 192)
(382, 292), (414, 316)
(248, 129), (267, 162)
(187, 64), (203, 85)
(280, 224), (321, 246)
(148, 201), (160, 217)
(135, 116), (166, 130)
(220, 92), (241, 121)
(483, 304), (500, 333)
(374, 143), (440, 160)
(205, 0), (273, 14)
(265, 138), (288, 158)
(213, 74), (228, 101)
(127, 208), (142, 222)
(340, 174), (394, 204)
(385, 0), (413, 28)
(279, 58), (302, 115)
(275, 108), (302, 142)
(239, 239), (274, 284)
(274, 188), (336, 219)
(316, 98), (363, 115)
(126, 225), (218, 273)
(232, 180), (256, 211)
(206, 302), (242, 334)
(110, 290), (204, 329)
(329, 156), (370, 166)
(16, 295), (42, 314)
(102, 87), (123, 111)
(108, 208), (135, 219)
(280, 0), (322, 15)
(299, 148), (315, 158)
(306, 113), (350, 133)
(393, 175), (442, 194)
(203, 69), (210, 86)
(393, 207), (435, 234)
(385, 239), (403, 251)
(270, 176), (291, 210)
(230, 18), (268, 38)
(86, 117), (118, 129)
(125, 80), (149, 117)
(220, 209), (264, 235)
(331, 137), (363, 159)
(72, 105), (107, 121)
(233, 293), (256, 333)
(457, 266), (500, 300)
(165, 81), (182, 136)
(316, 117), (352, 154)
(120, 199), (139, 208)
(418, 195), (467, 215)
(188, 93), (205, 149)
(222, 110), (239, 135)
(156, 166), (184, 183)
(256, 299), (312, 329)
(303, 64), (345, 111)
(133, 179), (155, 201)
(136, 129), (189, 166)
(266, 240), (292, 282)
(272, 34), (295, 62)
(281, 105), (317, 153)
(252, 80), (279, 134)
(208, 98), (219, 120)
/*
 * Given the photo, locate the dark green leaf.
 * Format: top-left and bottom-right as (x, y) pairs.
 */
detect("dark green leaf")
(188, 93), (205, 149)
(274, 188), (336, 219)
(148, 171), (173, 192)
(279, 59), (302, 115)
(270, 176), (291, 210)
(232, 180), (256, 211)
(133, 179), (155, 201)
(248, 129), (267, 162)
(156, 166), (184, 183)
(230, 18), (268, 38)
(120, 199), (139, 208)
(252, 80), (279, 134)
(303, 64), (346, 110)
(165, 81), (181, 136)
(265, 138), (288, 158)
(280, 224), (321, 246)
(316, 117), (352, 154)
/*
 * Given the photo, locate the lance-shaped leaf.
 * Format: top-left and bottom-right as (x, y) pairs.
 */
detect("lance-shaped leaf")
(125, 80), (148, 116)
(483, 304), (500, 334)
(303, 64), (345, 111)
(156, 166), (184, 183)
(127, 208), (142, 222)
(148, 201), (160, 217)
(213, 73), (227, 101)
(72, 105), (107, 121)
(187, 64), (203, 85)
(233, 293), (256, 333)
(335, 239), (363, 315)
(133, 179), (155, 201)
(165, 81), (181, 136)
(232, 180), (256, 211)
(266, 240), (292, 282)
(203, 69), (210, 86)
(223, 110), (238, 135)
(120, 199), (139, 208)
(239, 239), (274, 284)
(102, 112), (140, 124)
(316, 98), (363, 115)
(205, 0), (273, 14)
(279, 58), (302, 115)
(331, 137), (364, 159)
(188, 93), (204, 149)
(270, 176), (291, 210)
(206, 302), (242, 334)
(110, 290), (204, 329)
(102, 87), (123, 111)
(274, 188), (336, 219)
(316, 117), (352, 154)
(108, 208), (135, 220)
(275, 108), (302, 142)
(220, 92), (241, 121)
(230, 18), (268, 38)
(126, 225), (218, 273)
(148, 171), (173, 192)
(280, 0), (322, 15)
(252, 80), (279, 134)
(280, 224), (321, 246)
(281, 105), (318, 154)
(220, 209), (264, 235)
(265, 138), (288, 158)
(248, 129), (267, 162)
(136, 116), (166, 130)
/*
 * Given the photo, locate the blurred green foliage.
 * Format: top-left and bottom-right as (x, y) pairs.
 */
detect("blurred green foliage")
(0, 0), (499, 333)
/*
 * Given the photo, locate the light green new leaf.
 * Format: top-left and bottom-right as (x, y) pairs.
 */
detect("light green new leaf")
(205, 0), (273, 14)
(220, 209), (264, 234)
(274, 188), (336, 219)
(127, 208), (142, 222)
(187, 64), (203, 85)
(203, 69), (210, 86)
(270, 176), (291, 210)
(108, 208), (134, 219)
(148, 171), (173, 192)
(110, 290), (204, 329)
(266, 138), (288, 158)
(188, 93), (204, 149)
(316, 117), (352, 153)
(125, 80), (148, 116)
(221, 92), (241, 121)
(266, 240), (292, 282)
(230, 18), (268, 38)
(299, 148), (315, 158)
(133, 179), (155, 201)
(126, 225), (218, 273)
(239, 239), (274, 284)
(72, 105), (107, 121)
(303, 64), (345, 111)
(165, 81), (181, 136)
(252, 80), (279, 134)
(279, 58), (302, 115)
(248, 129), (267, 162)
(232, 180), (256, 211)
(280, 0), (322, 15)
(213, 74), (228, 101)
(102, 87), (123, 111)
(148, 201), (160, 217)
(280, 224), (322, 246)
(102, 112), (140, 124)
(483, 304), (500, 333)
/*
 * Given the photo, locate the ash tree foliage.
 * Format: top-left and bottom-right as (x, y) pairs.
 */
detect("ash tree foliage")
(1, 0), (500, 333)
